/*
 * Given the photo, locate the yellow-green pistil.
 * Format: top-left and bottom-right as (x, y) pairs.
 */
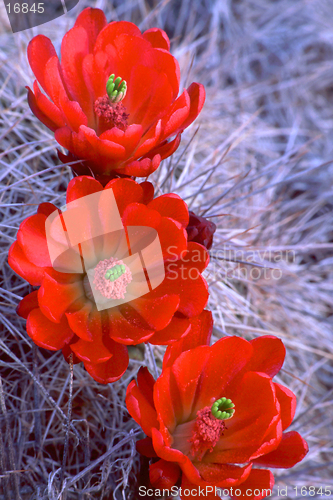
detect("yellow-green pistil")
(211, 397), (235, 420)
(106, 74), (127, 103)
(105, 264), (126, 282)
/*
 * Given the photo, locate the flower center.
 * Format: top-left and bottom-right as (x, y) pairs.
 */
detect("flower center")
(189, 398), (235, 461)
(93, 258), (132, 300)
(94, 74), (129, 133)
(94, 97), (129, 131)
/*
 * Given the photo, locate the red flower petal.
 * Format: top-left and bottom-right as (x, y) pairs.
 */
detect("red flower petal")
(80, 125), (126, 161)
(126, 380), (159, 436)
(136, 437), (157, 457)
(17, 214), (52, 268)
(84, 340), (129, 384)
(69, 310), (115, 364)
(154, 367), (184, 433)
(74, 7), (107, 52)
(27, 308), (74, 350)
(160, 90), (190, 140)
(16, 291), (39, 319)
(151, 48), (180, 100)
(274, 383), (297, 430)
(191, 337), (253, 414)
(149, 459), (181, 489)
(166, 346), (211, 423)
(133, 120), (162, 159)
(43, 56), (68, 108)
(183, 242), (210, 273)
(143, 28), (170, 51)
(8, 241), (46, 286)
(177, 274), (209, 317)
(140, 181), (155, 204)
(115, 37), (159, 101)
(249, 416), (282, 461)
(157, 217), (188, 261)
(70, 336), (112, 364)
(66, 175), (103, 204)
(65, 301), (94, 341)
(127, 64), (174, 132)
(130, 294), (180, 331)
(149, 316), (191, 345)
(148, 194), (189, 228)
(61, 340), (81, 365)
(37, 202), (59, 217)
(248, 335), (285, 377)
(181, 82), (206, 130)
(151, 427), (187, 464)
(100, 124), (143, 157)
(56, 127), (127, 175)
(81, 52), (109, 103)
(147, 133), (181, 161)
(122, 203), (161, 228)
(60, 26), (92, 118)
(163, 310), (213, 369)
(38, 273), (83, 323)
(27, 82), (65, 132)
(180, 475), (221, 499)
(94, 21), (141, 53)
(27, 35), (57, 94)
(107, 306), (154, 345)
(137, 366), (155, 408)
(103, 178), (145, 216)
(119, 154), (161, 177)
(229, 469), (274, 500)
(254, 431), (308, 468)
(195, 462), (253, 488)
(210, 372), (279, 464)
(58, 92), (88, 133)
(54, 126), (73, 153)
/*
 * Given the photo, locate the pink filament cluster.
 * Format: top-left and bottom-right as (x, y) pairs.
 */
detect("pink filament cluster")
(94, 95), (129, 131)
(93, 257), (132, 300)
(189, 406), (226, 461)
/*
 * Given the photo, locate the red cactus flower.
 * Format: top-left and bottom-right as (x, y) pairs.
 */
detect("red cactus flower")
(26, 7), (205, 183)
(8, 176), (209, 384)
(126, 329), (308, 499)
(186, 211), (217, 250)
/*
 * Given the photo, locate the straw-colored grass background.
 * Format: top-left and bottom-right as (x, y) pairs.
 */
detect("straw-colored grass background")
(0, 0), (332, 498)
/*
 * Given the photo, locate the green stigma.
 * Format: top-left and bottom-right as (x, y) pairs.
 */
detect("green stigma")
(211, 397), (235, 420)
(106, 74), (127, 103)
(105, 264), (126, 282)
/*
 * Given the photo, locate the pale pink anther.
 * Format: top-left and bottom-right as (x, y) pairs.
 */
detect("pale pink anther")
(93, 257), (132, 300)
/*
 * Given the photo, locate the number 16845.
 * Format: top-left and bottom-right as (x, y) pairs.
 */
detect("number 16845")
(6, 3), (45, 14)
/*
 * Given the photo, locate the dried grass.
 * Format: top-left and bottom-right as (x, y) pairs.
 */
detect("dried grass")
(0, 0), (332, 498)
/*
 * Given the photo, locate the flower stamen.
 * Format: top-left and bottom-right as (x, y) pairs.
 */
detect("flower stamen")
(88, 258), (132, 301)
(189, 406), (226, 461)
(211, 397), (235, 420)
(105, 264), (126, 281)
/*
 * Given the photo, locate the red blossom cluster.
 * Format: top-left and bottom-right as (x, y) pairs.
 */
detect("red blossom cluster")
(27, 7), (205, 183)
(126, 326), (309, 499)
(7, 7), (308, 496)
